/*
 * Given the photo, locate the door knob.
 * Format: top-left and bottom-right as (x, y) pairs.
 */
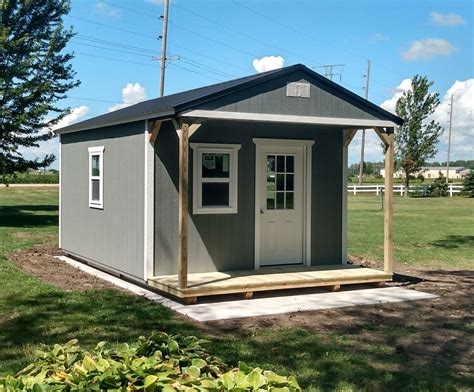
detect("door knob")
(260, 208), (264, 214)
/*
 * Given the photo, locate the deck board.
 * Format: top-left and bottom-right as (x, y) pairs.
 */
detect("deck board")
(148, 265), (392, 299)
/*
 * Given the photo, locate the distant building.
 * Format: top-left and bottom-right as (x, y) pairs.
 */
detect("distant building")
(380, 166), (466, 179)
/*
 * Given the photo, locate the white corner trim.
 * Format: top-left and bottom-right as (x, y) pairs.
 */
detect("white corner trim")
(58, 135), (62, 249)
(342, 132), (348, 264)
(88, 146), (104, 209)
(254, 139), (313, 269)
(183, 110), (398, 128)
(144, 120), (155, 280)
(191, 143), (241, 215)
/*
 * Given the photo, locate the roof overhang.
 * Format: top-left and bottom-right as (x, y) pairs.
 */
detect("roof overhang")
(54, 109), (175, 135)
(181, 110), (398, 130)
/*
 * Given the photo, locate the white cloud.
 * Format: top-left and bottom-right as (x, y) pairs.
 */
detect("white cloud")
(94, 1), (121, 18)
(252, 56), (285, 73)
(108, 82), (147, 112)
(431, 79), (474, 161)
(380, 79), (412, 114)
(369, 32), (389, 44)
(430, 12), (466, 26)
(52, 106), (90, 131)
(402, 38), (456, 61)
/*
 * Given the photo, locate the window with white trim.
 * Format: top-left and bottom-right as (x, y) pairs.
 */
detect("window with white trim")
(191, 143), (240, 214)
(88, 146), (104, 209)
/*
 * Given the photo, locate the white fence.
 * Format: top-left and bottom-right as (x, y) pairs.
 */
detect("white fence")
(347, 184), (463, 197)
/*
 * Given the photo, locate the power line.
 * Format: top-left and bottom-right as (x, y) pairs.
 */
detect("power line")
(171, 2), (320, 66)
(68, 96), (122, 104)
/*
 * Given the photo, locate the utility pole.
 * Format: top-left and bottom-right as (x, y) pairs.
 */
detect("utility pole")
(358, 60), (371, 185)
(159, 0), (169, 97)
(446, 94), (454, 183)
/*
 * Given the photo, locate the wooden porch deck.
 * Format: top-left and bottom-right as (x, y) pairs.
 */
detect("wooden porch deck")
(148, 264), (392, 303)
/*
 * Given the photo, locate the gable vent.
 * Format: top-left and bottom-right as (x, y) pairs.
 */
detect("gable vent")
(286, 82), (311, 98)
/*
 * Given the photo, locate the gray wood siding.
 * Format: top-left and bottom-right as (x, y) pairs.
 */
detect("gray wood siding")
(197, 71), (383, 120)
(154, 120), (343, 275)
(60, 121), (146, 280)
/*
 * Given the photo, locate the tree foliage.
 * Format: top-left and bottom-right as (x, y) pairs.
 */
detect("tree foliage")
(395, 75), (443, 192)
(462, 171), (474, 197)
(0, 0), (79, 180)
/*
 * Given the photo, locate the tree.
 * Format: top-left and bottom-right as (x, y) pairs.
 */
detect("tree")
(428, 174), (448, 197)
(394, 75), (443, 195)
(1, 0), (79, 183)
(462, 171), (474, 197)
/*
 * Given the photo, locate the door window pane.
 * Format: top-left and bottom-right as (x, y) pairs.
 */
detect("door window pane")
(276, 174), (285, 191)
(91, 155), (100, 176)
(202, 183), (229, 206)
(285, 192), (294, 209)
(286, 174), (294, 191)
(286, 156), (294, 173)
(267, 191), (275, 209)
(267, 174), (276, 191)
(277, 155), (285, 172)
(267, 155), (276, 173)
(202, 153), (230, 178)
(276, 192), (285, 209)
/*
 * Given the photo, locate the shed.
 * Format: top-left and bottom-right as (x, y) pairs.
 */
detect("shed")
(56, 64), (402, 303)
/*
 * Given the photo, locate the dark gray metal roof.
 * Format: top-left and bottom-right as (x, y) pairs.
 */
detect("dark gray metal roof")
(57, 64), (403, 134)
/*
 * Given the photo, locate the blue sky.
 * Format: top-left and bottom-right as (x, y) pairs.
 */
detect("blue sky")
(34, 0), (474, 167)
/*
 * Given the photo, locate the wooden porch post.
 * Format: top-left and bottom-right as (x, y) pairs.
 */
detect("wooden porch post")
(384, 132), (394, 274)
(178, 121), (189, 289)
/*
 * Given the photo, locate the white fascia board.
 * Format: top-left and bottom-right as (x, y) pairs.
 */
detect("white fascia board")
(182, 110), (397, 129)
(55, 109), (175, 135)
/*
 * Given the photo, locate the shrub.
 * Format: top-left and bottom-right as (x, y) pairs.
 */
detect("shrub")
(462, 171), (474, 197)
(427, 175), (448, 197)
(0, 332), (301, 391)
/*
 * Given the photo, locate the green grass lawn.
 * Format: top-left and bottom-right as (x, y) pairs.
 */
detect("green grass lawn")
(348, 195), (473, 269)
(0, 187), (472, 391)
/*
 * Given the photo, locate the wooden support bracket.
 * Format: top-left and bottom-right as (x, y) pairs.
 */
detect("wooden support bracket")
(148, 120), (163, 144)
(343, 128), (359, 148)
(374, 127), (391, 149)
(184, 296), (197, 305)
(328, 284), (341, 292)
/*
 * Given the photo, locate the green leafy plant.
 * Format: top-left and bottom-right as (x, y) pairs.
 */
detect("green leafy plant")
(427, 175), (448, 197)
(0, 332), (301, 391)
(461, 171), (474, 197)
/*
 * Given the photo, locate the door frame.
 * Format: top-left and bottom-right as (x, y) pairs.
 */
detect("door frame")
(253, 138), (314, 269)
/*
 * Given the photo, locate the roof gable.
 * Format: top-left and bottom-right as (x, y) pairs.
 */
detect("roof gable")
(56, 64), (402, 134)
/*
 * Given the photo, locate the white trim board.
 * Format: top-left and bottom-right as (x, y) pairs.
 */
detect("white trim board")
(144, 120), (155, 280)
(56, 256), (438, 322)
(253, 138), (314, 269)
(183, 110), (398, 128)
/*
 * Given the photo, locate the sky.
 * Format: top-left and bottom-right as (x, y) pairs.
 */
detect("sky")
(25, 0), (473, 168)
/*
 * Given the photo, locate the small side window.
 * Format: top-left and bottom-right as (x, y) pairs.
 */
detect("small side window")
(88, 146), (104, 209)
(190, 143), (241, 214)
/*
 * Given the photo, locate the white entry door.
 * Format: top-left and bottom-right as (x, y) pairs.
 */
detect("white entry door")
(255, 140), (312, 267)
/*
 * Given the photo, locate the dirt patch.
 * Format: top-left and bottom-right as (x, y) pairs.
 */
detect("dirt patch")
(8, 244), (123, 292)
(205, 257), (474, 378)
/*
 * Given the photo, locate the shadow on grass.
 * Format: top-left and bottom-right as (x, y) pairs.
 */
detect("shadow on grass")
(0, 205), (58, 228)
(429, 235), (474, 249)
(0, 288), (198, 375)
